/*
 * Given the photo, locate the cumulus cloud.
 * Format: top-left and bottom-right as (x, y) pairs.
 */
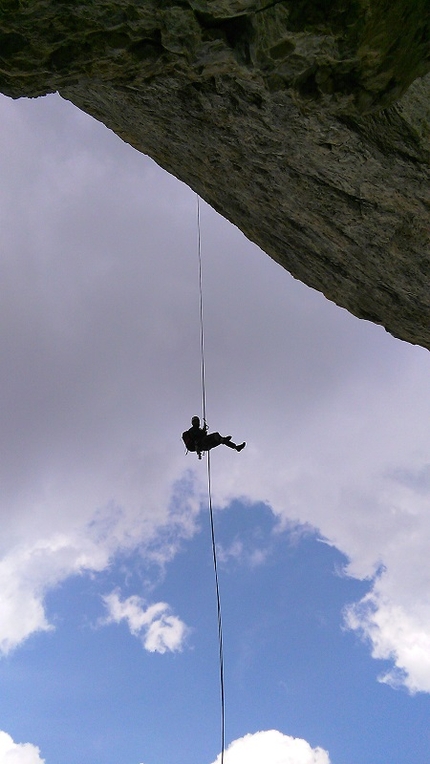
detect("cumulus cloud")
(0, 533), (111, 654)
(209, 730), (330, 764)
(103, 591), (189, 653)
(341, 461), (430, 693)
(0, 93), (202, 654)
(1, 90), (430, 696)
(0, 731), (44, 764)
(345, 579), (430, 693)
(206, 338), (430, 692)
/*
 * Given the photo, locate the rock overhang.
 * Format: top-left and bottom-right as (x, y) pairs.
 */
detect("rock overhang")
(1, 0), (429, 348)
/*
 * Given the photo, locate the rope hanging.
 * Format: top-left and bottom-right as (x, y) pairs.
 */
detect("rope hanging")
(196, 194), (226, 764)
(207, 450), (226, 764)
(196, 194), (207, 428)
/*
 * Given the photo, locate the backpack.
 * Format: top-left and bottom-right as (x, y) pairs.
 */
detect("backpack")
(182, 429), (196, 452)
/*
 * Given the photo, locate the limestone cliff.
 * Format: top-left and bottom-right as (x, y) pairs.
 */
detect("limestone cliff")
(1, 1), (429, 348)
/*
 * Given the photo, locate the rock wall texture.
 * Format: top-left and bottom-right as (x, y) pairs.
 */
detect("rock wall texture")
(1, 1), (430, 348)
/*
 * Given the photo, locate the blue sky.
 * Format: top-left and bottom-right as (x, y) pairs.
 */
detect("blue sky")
(0, 502), (429, 764)
(0, 91), (429, 764)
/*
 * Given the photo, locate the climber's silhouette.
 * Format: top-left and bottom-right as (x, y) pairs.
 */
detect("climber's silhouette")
(182, 416), (246, 459)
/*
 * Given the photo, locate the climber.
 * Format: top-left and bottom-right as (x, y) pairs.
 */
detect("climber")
(182, 416), (246, 459)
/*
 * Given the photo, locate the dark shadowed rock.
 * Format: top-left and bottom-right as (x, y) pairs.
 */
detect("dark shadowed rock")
(1, 1), (429, 348)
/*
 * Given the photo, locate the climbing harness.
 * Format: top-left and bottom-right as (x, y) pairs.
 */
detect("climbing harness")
(196, 194), (226, 764)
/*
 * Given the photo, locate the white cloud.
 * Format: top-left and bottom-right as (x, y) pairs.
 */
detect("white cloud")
(209, 730), (330, 764)
(339, 465), (430, 694)
(217, 539), (269, 568)
(345, 579), (430, 693)
(0, 731), (44, 764)
(0, 533), (109, 654)
(103, 591), (189, 653)
(0, 92), (203, 654)
(206, 342), (430, 692)
(1, 91), (430, 697)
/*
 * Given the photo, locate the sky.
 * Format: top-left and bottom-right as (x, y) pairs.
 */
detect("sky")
(0, 90), (429, 764)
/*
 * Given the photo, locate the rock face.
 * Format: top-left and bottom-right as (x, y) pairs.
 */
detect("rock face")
(1, 1), (430, 348)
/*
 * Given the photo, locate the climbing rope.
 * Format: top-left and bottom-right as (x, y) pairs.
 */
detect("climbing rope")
(207, 450), (226, 764)
(196, 194), (207, 428)
(196, 194), (226, 764)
